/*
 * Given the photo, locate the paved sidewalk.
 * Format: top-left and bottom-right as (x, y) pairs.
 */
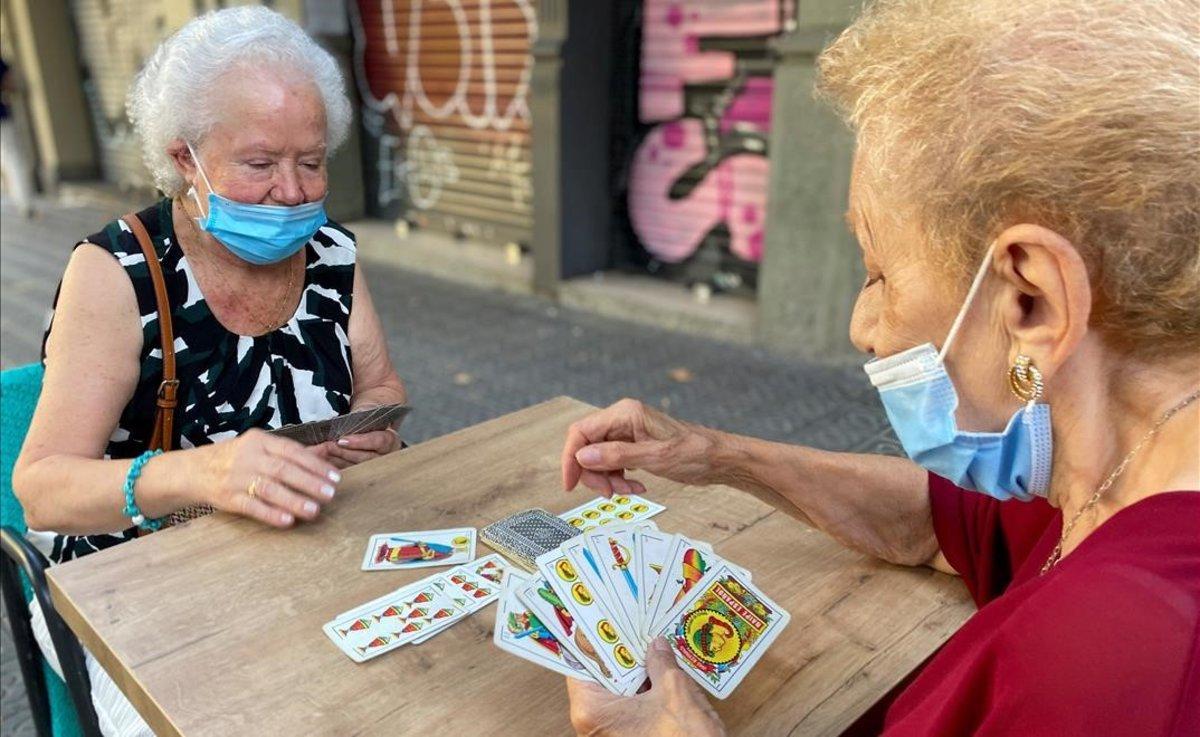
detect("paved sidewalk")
(0, 193), (895, 735)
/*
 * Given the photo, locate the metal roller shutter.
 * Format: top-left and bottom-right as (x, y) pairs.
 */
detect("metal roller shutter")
(353, 0), (537, 246)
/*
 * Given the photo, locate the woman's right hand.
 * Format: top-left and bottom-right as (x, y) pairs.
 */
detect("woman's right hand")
(193, 429), (341, 527)
(561, 399), (724, 497)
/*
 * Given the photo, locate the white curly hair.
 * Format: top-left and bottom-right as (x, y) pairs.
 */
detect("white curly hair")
(127, 6), (352, 196)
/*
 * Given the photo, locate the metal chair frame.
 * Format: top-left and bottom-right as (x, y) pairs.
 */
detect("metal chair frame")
(1, 526), (103, 737)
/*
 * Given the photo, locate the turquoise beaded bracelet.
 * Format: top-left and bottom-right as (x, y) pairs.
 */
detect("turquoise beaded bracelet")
(122, 450), (164, 531)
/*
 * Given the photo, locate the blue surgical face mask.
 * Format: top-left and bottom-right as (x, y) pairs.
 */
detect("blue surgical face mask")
(186, 142), (327, 265)
(862, 244), (1053, 500)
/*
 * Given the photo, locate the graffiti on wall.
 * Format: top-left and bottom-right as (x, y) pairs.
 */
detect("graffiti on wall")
(352, 0), (538, 242)
(629, 0), (790, 267)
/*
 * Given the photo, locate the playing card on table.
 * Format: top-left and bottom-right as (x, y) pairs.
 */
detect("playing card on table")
(462, 552), (513, 586)
(480, 508), (580, 571)
(361, 528), (476, 571)
(323, 578), (467, 662)
(651, 563), (790, 699)
(493, 571), (597, 682)
(559, 494), (665, 531)
(536, 548), (647, 695)
(408, 554), (512, 644)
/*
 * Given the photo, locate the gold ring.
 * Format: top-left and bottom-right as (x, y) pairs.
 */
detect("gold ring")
(247, 476), (263, 499)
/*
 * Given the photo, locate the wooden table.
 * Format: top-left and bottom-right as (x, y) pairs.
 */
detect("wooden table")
(47, 397), (974, 736)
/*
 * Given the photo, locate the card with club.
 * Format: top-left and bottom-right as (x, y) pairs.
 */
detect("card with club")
(651, 563), (790, 699)
(559, 494), (665, 531)
(536, 548), (646, 695)
(493, 571), (597, 682)
(361, 528), (477, 571)
(516, 574), (631, 694)
(646, 535), (751, 637)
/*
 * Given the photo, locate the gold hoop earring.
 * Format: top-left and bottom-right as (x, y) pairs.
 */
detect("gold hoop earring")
(1008, 354), (1044, 403)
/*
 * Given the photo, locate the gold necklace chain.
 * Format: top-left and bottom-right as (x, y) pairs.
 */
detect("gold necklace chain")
(179, 197), (300, 334)
(1041, 387), (1200, 574)
(256, 259), (298, 334)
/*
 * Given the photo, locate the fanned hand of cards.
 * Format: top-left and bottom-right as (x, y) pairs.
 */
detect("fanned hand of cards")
(494, 522), (790, 699)
(268, 403), (411, 447)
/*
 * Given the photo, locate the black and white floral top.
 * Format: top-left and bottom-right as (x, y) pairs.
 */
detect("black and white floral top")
(29, 198), (356, 563)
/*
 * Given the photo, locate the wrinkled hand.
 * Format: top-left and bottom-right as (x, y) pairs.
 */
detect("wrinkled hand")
(568, 637), (725, 737)
(561, 399), (722, 496)
(310, 428), (402, 469)
(196, 428), (341, 528)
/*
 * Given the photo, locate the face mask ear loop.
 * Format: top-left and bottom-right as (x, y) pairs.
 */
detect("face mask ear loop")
(185, 142), (216, 219)
(937, 241), (998, 363)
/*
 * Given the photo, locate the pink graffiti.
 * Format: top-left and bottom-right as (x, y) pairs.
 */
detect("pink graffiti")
(630, 1), (781, 265)
(640, 0), (782, 122)
(720, 77), (773, 135)
(629, 120), (767, 263)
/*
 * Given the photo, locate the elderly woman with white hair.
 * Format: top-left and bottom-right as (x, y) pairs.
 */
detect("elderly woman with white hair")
(562, 1), (1198, 735)
(12, 8), (404, 734)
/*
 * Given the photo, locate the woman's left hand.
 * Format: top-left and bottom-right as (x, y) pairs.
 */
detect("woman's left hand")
(568, 637), (726, 737)
(310, 428), (402, 469)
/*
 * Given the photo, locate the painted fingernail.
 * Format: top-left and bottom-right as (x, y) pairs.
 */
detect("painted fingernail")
(337, 438), (350, 447)
(327, 470), (341, 483)
(576, 447), (601, 465)
(281, 513), (294, 525)
(320, 484), (336, 499)
(303, 501), (319, 514)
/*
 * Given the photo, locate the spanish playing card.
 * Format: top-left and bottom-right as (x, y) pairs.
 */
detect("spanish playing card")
(651, 563), (790, 699)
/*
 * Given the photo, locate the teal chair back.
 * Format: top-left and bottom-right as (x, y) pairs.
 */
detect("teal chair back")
(1, 362), (84, 737)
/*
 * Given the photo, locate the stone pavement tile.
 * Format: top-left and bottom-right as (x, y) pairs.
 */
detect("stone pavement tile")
(1, 589), (38, 737)
(0, 195), (897, 732)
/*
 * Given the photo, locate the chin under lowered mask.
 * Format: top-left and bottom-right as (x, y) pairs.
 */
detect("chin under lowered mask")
(186, 142), (326, 265)
(862, 245), (1052, 501)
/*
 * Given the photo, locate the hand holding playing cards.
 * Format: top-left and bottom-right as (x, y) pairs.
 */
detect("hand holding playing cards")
(196, 429), (340, 528)
(309, 428), (401, 469)
(567, 637), (725, 737)
(562, 399), (723, 496)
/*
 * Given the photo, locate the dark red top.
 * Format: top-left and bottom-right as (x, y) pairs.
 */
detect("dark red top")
(883, 475), (1199, 736)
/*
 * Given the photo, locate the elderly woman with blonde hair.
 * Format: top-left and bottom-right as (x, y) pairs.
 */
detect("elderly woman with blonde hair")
(13, 7), (405, 734)
(563, 1), (1199, 735)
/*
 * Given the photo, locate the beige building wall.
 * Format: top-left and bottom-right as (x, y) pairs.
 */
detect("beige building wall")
(68, 0), (304, 191)
(2, 0), (98, 190)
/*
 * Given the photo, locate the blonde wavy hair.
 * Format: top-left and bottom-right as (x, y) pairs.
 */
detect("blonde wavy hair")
(817, 0), (1200, 356)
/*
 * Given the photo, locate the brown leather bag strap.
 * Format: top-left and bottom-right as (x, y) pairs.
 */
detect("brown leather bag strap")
(122, 212), (178, 452)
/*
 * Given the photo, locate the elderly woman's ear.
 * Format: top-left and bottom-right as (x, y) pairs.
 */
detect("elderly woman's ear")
(991, 224), (1093, 380)
(165, 139), (201, 191)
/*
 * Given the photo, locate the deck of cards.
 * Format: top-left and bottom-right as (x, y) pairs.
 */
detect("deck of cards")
(493, 522), (790, 699)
